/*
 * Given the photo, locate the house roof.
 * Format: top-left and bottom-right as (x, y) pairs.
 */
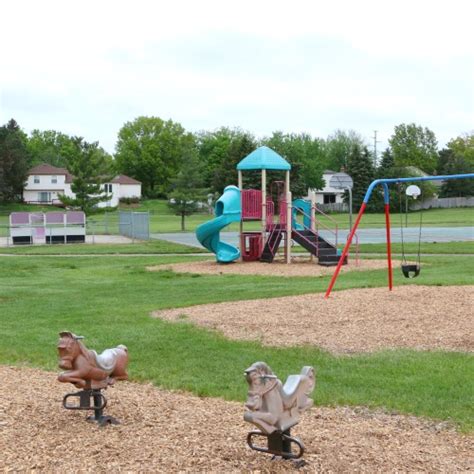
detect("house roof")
(237, 146), (291, 171)
(111, 175), (142, 185)
(27, 165), (141, 186)
(28, 164), (73, 183)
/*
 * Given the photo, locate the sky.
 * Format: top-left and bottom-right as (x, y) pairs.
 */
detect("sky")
(1, 0), (473, 156)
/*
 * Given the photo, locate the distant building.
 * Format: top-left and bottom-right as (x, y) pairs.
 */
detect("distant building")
(23, 164), (141, 208)
(309, 170), (347, 210)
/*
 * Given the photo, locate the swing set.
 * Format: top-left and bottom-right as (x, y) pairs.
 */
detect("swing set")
(325, 173), (474, 298)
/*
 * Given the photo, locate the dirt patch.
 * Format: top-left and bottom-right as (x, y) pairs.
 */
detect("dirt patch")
(153, 286), (474, 354)
(147, 257), (389, 277)
(0, 365), (472, 472)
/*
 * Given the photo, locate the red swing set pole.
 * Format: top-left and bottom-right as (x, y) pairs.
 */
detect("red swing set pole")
(324, 202), (367, 298)
(325, 180), (392, 298)
(324, 173), (474, 298)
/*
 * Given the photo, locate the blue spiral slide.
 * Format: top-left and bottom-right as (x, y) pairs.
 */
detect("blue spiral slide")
(196, 185), (241, 263)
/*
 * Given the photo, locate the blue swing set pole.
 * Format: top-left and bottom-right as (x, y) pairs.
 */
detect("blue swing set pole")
(324, 173), (474, 298)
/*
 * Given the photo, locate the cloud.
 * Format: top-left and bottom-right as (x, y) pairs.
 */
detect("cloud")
(1, 0), (473, 153)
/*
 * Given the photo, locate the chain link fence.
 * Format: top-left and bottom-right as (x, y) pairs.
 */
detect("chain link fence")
(118, 211), (150, 240)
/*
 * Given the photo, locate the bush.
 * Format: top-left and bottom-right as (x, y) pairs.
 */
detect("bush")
(119, 197), (140, 205)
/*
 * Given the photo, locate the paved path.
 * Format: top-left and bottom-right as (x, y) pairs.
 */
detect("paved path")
(152, 226), (474, 248)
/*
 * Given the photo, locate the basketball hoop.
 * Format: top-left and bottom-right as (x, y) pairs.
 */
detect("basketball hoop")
(405, 185), (421, 200)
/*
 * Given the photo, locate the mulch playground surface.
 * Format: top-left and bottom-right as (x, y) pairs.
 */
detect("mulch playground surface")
(0, 366), (473, 472)
(1, 260), (473, 471)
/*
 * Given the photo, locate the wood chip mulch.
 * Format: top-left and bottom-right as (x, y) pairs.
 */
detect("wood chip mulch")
(153, 286), (474, 354)
(147, 257), (389, 278)
(0, 366), (472, 472)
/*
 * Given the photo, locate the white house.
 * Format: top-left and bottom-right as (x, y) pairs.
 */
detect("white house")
(309, 170), (347, 209)
(23, 164), (142, 208)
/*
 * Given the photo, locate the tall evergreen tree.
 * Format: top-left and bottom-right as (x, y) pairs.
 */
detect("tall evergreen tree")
(0, 119), (29, 202)
(59, 138), (111, 214)
(346, 145), (375, 211)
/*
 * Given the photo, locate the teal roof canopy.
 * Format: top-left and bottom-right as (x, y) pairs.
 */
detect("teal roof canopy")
(237, 146), (291, 171)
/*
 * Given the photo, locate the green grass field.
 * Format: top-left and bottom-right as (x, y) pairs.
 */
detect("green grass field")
(0, 252), (472, 431)
(1, 200), (473, 236)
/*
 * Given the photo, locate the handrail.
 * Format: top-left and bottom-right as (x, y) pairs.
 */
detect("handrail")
(293, 205), (339, 248)
(266, 200), (274, 228)
(313, 206), (339, 248)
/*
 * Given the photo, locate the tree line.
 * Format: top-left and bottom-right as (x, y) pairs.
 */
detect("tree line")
(1, 117), (473, 216)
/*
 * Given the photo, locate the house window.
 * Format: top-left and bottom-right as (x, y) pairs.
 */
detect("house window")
(51, 175), (57, 184)
(34, 176), (40, 184)
(104, 183), (113, 193)
(38, 192), (51, 203)
(324, 194), (336, 204)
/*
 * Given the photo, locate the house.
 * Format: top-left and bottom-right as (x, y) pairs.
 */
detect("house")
(23, 164), (142, 208)
(308, 170), (348, 210)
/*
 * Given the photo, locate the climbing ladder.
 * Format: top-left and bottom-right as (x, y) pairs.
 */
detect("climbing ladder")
(260, 224), (284, 263)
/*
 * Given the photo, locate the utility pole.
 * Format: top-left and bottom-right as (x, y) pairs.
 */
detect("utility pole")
(372, 130), (380, 167)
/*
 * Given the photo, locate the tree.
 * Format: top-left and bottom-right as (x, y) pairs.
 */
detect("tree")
(438, 147), (474, 197)
(27, 130), (77, 167)
(389, 123), (438, 173)
(205, 131), (258, 195)
(168, 147), (208, 231)
(325, 129), (367, 171)
(115, 116), (195, 198)
(0, 119), (30, 202)
(346, 145), (375, 211)
(262, 132), (325, 198)
(59, 138), (112, 214)
(196, 128), (258, 195)
(445, 132), (474, 167)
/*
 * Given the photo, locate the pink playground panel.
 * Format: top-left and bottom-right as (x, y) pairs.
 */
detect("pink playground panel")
(241, 189), (262, 220)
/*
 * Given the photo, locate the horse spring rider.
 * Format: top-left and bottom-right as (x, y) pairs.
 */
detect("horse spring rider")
(57, 331), (129, 389)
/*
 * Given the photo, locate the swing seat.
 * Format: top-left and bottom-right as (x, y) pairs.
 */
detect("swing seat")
(402, 263), (420, 279)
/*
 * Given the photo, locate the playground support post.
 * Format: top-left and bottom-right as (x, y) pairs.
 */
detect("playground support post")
(286, 191), (292, 264)
(261, 169), (267, 244)
(324, 173), (474, 298)
(285, 170), (291, 264)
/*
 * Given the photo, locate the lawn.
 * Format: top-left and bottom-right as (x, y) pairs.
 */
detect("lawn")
(0, 253), (472, 431)
(1, 200), (473, 236)
(0, 239), (206, 255)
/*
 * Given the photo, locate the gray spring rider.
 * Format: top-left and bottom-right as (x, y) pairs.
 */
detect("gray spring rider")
(243, 362), (315, 460)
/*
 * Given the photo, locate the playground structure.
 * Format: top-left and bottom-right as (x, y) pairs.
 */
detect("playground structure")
(244, 361), (315, 460)
(325, 173), (474, 298)
(9, 211), (86, 245)
(196, 146), (347, 266)
(57, 331), (129, 426)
